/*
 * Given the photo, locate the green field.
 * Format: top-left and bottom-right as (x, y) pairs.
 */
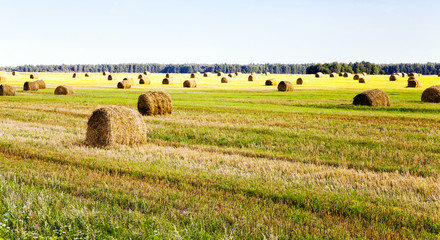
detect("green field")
(1, 72), (440, 239)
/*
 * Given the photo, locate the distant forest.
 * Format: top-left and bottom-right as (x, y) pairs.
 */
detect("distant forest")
(1, 62), (440, 75)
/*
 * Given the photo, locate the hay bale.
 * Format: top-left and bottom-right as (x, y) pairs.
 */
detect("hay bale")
(402, 73), (408, 77)
(35, 80), (46, 89)
(139, 78), (150, 85)
(102, 71), (108, 76)
(138, 74), (144, 79)
(265, 78), (277, 86)
(228, 73), (236, 78)
(166, 73), (171, 78)
(248, 75), (256, 81)
(362, 72), (367, 76)
(353, 74), (362, 80)
(143, 71), (150, 75)
(203, 72), (212, 77)
(85, 106), (146, 147)
(296, 78), (305, 85)
(389, 74), (400, 81)
(315, 72), (324, 78)
(117, 80), (131, 89)
(339, 72), (344, 76)
(407, 77), (422, 88)
(235, 72), (242, 76)
(221, 77), (229, 83)
(358, 77), (368, 83)
(409, 73), (419, 77)
(137, 91), (173, 116)
(0, 84), (16, 96)
(183, 79), (197, 88)
(23, 81), (39, 91)
(0, 75), (7, 83)
(330, 73), (338, 77)
(162, 78), (173, 85)
(438, 73), (440, 77)
(265, 72), (271, 75)
(123, 78), (134, 85)
(278, 81), (293, 92)
(12, 71), (19, 76)
(343, 72), (352, 77)
(85, 73), (90, 77)
(30, 74), (39, 79)
(190, 73), (198, 78)
(422, 85), (440, 102)
(72, 73), (79, 78)
(54, 85), (74, 95)
(108, 75), (113, 80)
(353, 89), (390, 106)
(217, 72), (223, 77)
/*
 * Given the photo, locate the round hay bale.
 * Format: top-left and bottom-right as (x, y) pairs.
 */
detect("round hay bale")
(358, 77), (368, 83)
(0, 75), (7, 83)
(12, 71), (19, 76)
(30, 74), (39, 79)
(35, 80), (46, 89)
(409, 73), (419, 77)
(196, 71), (201, 75)
(139, 78), (150, 85)
(0, 84), (16, 96)
(265, 78), (277, 86)
(265, 72), (271, 75)
(217, 72), (223, 77)
(166, 73), (171, 78)
(353, 74), (362, 80)
(123, 78), (134, 85)
(296, 78), (305, 85)
(138, 74), (144, 79)
(407, 77), (422, 88)
(228, 73), (236, 78)
(389, 74), (400, 81)
(85, 105), (146, 147)
(221, 77), (229, 83)
(137, 91), (173, 116)
(108, 75), (113, 80)
(235, 72), (242, 76)
(330, 73), (338, 77)
(183, 79), (197, 88)
(248, 75), (256, 81)
(85, 73), (90, 77)
(162, 78), (173, 85)
(315, 72), (324, 78)
(143, 71), (150, 75)
(402, 73), (408, 77)
(102, 71), (108, 76)
(278, 81), (293, 92)
(72, 73), (79, 78)
(54, 85), (74, 95)
(117, 80), (131, 89)
(353, 89), (390, 106)
(343, 72), (351, 78)
(422, 85), (440, 102)
(203, 72), (212, 77)
(23, 81), (39, 91)
(438, 73), (440, 77)
(362, 72), (367, 76)
(339, 72), (344, 76)
(190, 73), (198, 78)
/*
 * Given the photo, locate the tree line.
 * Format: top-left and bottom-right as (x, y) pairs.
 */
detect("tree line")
(1, 62), (439, 75)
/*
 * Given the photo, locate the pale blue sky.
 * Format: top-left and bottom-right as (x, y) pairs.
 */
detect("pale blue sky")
(0, 0), (439, 66)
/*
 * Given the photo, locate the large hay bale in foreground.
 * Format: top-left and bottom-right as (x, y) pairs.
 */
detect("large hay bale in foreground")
(0, 76), (6, 83)
(123, 78), (134, 85)
(407, 77), (422, 88)
(190, 73), (198, 78)
(86, 106), (146, 147)
(30, 74), (39, 79)
(23, 81), (39, 91)
(54, 85), (74, 95)
(183, 79), (197, 88)
(315, 72), (324, 78)
(343, 72), (352, 78)
(35, 80), (46, 89)
(139, 78), (150, 85)
(217, 72), (223, 77)
(248, 75), (256, 81)
(330, 73), (338, 77)
(265, 78), (277, 86)
(203, 72), (212, 77)
(278, 81), (293, 92)
(117, 80), (131, 89)
(162, 78), (173, 85)
(296, 78), (305, 85)
(108, 75), (113, 80)
(221, 77), (229, 83)
(12, 71), (19, 76)
(358, 77), (368, 83)
(353, 74), (362, 80)
(421, 85), (440, 102)
(353, 89), (390, 106)
(0, 84), (16, 96)
(137, 91), (173, 116)
(389, 74), (400, 81)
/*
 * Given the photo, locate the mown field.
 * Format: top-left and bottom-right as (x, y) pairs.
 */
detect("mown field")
(1, 72), (440, 239)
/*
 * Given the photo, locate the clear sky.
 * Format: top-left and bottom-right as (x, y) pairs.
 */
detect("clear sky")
(1, 0), (439, 66)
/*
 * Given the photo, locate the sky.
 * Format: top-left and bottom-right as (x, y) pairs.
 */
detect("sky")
(0, 0), (439, 66)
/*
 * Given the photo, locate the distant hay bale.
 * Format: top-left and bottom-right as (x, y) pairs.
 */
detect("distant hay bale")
(353, 74), (362, 80)
(138, 74), (144, 79)
(343, 72), (351, 77)
(0, 75), (7, 83)
(221, 77), (229, 83)
(203, 72), (212, 77)
(278, 81), (293, 92)
(330, 73), (338, 77)
(143, 71), (150, 75)
(183, 79), (197, 88)
(54, 85), (74, 95)
(422, 85), (440, 102)
(0, 84), (16, 96)
(72, 73), (79, 78)
(139, 78), (150, 85)
(196, 71), (201, 75)
(137, 91), (173, 116)
(265, 72), (270, 75)
(409, 73), (419, 77)
(235, 72), (242, 76)
(389, 74), (400, 81)
(85, 105), (146, 147)
(190, 73), (198, 78)
(108, 75), (113, 80)
(362, 72), (367, 76)
(23, 81), (39, 91)
(123, 78), (134, 85)
(102, 71), (108, 76)
(248, 75), (256, 81)
(85, 73), (90, 77)
(407, 77), (422, 88)
(315, 72), (324, 78)
(402, 73), (408, 77)
(12, 71), (19, 76)
(162, 78), (173, 84)
(358, 77), (368, 83)
(30, 74), (39, 79)
(296, 78), (305, 85)
(438, 73), (440, 77)
(166, 73), (171, 78)
(265, 78), (277, 86)
(35, 80), (46, 89)
(339, 72), (344, 76)
(353, 89), (390, 106)
(217, 72), (223, 77)
(117, 80), (131, 89)
(228, 73), (236, 78)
